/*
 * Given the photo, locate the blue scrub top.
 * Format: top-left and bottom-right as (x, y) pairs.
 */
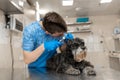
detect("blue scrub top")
(22, 21), (63, 68)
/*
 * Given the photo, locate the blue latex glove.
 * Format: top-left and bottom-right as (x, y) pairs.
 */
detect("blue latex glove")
(65, 33), (74, 40)
(44, 40), (62, 52)
(59, 33), (74, 45)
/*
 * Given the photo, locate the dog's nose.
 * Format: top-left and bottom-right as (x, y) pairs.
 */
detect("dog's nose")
(81, 46), (86, 50)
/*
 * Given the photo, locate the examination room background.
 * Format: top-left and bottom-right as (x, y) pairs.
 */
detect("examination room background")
(0, 8), (119, 68)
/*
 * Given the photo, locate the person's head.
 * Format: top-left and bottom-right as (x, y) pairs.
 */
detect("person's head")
(42, 12), (67, 37)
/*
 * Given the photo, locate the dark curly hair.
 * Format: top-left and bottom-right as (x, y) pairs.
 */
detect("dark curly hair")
(42, 12), (67, 34)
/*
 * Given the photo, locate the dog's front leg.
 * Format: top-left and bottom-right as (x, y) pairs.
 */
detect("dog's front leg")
(77, 60), (96, 76)
(64, 65), (80, 75)
(83, 66), (96, 76)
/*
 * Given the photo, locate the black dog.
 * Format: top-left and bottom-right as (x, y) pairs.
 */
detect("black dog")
(47, 38), (96, 76)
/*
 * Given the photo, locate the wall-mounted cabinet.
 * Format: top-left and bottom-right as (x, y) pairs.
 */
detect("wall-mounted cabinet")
(0, 0), (24, 14)
(67, 21), (92, 33)
(67, 30), (91, 33)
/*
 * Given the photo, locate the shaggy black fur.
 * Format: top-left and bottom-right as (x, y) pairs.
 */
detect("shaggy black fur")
(46, 38), (96, 76)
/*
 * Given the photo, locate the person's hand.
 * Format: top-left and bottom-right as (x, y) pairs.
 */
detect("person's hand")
(65, 33), (74, 41)
(44, 40), (62, 52)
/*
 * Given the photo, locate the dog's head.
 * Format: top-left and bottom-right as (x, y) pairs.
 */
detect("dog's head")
(66, 38), (87, 62)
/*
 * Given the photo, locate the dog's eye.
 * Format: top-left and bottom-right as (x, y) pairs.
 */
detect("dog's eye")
(75, 43), (79, 47)
(69, 43), (79, 49)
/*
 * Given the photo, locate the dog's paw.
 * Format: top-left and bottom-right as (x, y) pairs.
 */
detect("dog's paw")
(83, 67), (96, 76)
(65, 66), (80, 75)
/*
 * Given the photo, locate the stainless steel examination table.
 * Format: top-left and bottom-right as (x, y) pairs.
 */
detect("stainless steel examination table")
(0, 67), (120, 80)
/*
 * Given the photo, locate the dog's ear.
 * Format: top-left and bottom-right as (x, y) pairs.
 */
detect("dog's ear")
(74, 38), (86, 50)
(74, 38), (84, 45)
(74, 37), (83, 42)
(66, 39), (73, 46)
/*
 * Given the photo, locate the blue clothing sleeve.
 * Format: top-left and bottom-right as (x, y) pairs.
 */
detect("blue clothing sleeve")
(22, 27), (34, 52)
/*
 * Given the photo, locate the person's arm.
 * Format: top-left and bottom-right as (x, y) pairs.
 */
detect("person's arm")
(22, 26), (45, 64)
(23, 44), (45, 64)
(23, 40), (62, 64)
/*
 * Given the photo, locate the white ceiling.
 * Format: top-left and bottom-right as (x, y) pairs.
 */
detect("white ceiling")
(26, 0), (120, 18)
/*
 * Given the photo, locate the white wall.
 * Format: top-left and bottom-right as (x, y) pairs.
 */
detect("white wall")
(0, 9), (35, 68)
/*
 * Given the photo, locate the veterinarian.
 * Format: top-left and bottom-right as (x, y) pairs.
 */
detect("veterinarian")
(22, 12), (74, 68)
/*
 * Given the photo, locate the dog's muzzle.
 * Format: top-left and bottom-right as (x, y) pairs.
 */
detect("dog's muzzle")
(72, 47), (87, 62)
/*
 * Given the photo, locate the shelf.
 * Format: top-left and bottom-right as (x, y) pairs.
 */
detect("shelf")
(67, 21), (92, 26)
(0, 0), (24, 14)
(67, 30), (91, 33)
